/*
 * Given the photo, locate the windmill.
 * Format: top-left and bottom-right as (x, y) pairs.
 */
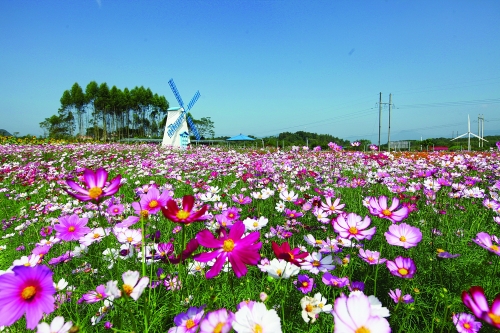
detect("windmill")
(161, 79), (202, 148)
(450, 114), (487, 151)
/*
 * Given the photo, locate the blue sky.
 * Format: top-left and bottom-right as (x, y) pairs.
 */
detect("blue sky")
(1, 0), (500, 142)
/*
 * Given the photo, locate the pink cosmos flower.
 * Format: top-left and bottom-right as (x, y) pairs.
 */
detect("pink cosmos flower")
(334, 213), (376, 241)
(321, 197), (345, 215)
(199, 308), (234, 333)
(358, 248), (387, 265)
(79, 284), (108, 303)
(0, 265), (56, 330)
(332, 292), (391, 333)
(138, 187), (171, 215)
(232, 194), (252, 205)
(107, 204), (124, 216)
(54, 214), (91, 242)
(472, 232), (500, 256)
(65, 167), (122, 203)
(368, 196), (409, 223)
(295, 274), (315, 294)
(194, 221), (262, 279)
(452, 313), (482, 333)
(388, 289), (414, 304)
(384, 223), (422, 249)
(462, 286), (500, 329)
(386, 256), (417, 279)
(322, 273), (349, 288)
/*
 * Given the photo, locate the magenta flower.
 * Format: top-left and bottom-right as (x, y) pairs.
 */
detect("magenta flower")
(453, 313), (482, 333)
(321, 197), (345, 215)
(358, 248), (387, 265)
(462, 286), (500, 329)
(386, 256), (416, 278)
(334, 213), (376, 241)
(384, 223), (422, 249)
(368, 196), (409, 223)
(388, 289), (414, 304)
(54, 214), (91, 242)
(79, 284), (108, 303)
(65, 167), (122, 203)
(107, 204), (124, 216)
(199, 308), (234, 333)
(232, 194), (252, 205)
(168, 306), (205, 333)
(138, 187), (171, 215)
(332, 292), (391, 333)
(194, 221), (262, 279)
(472, 232), (500, 256)
(322, 273), (349, 288)
(294, 274), (315, 294)
(0, 265), (56, 330)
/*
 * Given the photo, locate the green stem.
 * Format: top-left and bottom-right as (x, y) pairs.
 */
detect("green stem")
(373, 243), (384, 296)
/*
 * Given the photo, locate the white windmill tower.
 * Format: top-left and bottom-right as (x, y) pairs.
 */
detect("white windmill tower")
(161, 79), (201, 148)
(450, 114), (487, 151)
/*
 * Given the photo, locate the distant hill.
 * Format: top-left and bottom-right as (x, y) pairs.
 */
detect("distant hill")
(0, 129), (12, 136)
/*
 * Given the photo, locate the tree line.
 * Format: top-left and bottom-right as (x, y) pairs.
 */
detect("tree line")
(40, 82), (169, 140)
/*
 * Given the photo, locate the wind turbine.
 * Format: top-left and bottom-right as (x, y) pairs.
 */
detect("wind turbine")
(450, 114), (487, 151)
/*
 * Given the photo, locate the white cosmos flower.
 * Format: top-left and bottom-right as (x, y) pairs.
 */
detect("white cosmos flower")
(279, 189), (298, 202)
(233, 302), (282, 333)
(36, 316), (73, 333)
(265, 258), (300, 279)
(121, 270), (149, 301)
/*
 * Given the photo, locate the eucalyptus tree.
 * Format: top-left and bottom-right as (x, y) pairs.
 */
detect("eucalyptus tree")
(70, 83), (86, 136)
(96, 82), (110, 141)
(85, 81), (99, 139)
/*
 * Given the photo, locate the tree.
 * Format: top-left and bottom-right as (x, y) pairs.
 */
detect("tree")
(70, 83), (86, 136)
(188, 113), (215, 139)
(85, 81), (99, 139)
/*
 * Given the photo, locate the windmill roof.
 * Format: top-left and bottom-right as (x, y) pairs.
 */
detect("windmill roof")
(167, 107), (183, 111)
(226, 134), (255, 141)
(0, 129), (12, 136)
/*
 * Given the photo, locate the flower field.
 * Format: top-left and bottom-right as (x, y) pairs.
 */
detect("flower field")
(0, 143), (500, 332)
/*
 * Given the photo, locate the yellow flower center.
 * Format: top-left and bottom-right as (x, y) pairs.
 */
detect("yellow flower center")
(253, 222), (259, 227)
(398, 268), (409, 276)
(491, 245), (499, 252)
(93, 233), (100, 239)
(68, 226), (75, 232)
(305, 304), (314, 312)
(290, 213), (295, 217)
(223, 239), (235, 252)
(176, 210), (190, 220)
(24, 262), (31, 266)
(228, 213), (234, 218)
(355, 327), (371, 333)
(213, 322), (225, 333)
(302, 281), (309, 287)
(141, 210), (149, 218)
(349, 227), (358, 235)
(149, 200), (158, 208)
(21, 286), (36, 300)
(315, 240), (323, 244)
(436, 248), (445, 253)
(382, 209), (392, 216)
(463, 323), (471, 329)
(399, 236), (407, 242)
(368, 257), (375, 262)
(276, 269), (283, 277)
(342, 258), (349, 265)
(312, 260), (321, 267)
(253, 324), (263, 333)
(185, 319), (196, 329)
(88, 187), (103, 199)
(489, 312), (500, 324)
(123, 284), (133, 296)
(127, 237), (133, 243)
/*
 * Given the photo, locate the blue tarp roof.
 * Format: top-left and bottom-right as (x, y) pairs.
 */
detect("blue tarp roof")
(226, 134), (255, 141)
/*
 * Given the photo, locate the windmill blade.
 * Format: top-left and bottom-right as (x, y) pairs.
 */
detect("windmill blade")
(187, 116), (201, 140)
(167, 110), (187, 137)
(168, 79), (185, 109)
(469, 133), (488, 141)
(451, 133), (468, 141)
(186, 91), (200, 111)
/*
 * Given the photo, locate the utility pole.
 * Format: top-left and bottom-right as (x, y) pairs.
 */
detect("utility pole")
(378, 93), (382, 148)
(387, 93), (392, 152)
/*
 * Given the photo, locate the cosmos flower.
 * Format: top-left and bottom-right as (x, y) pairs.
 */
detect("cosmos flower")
(322, 273), (349, 288)
(271, 241), (308, 267)
(194, 221), (262, 279)
(54, 214), (91, 242)
(472, 232), (500, 256)
(232, 193), (252, 205)
(138, 187), (171, 215)
(36, 316), (73, 333)
(168, 306), (206, 333)
(0, 265), (56, 330)
(121, 271), (149, 301)
(321, 197), (345, 215)
(332, 291), (391, 333)
(462, 286), (500, 329)
(388, 289), (414, 304)
(452, 313), (482, 333)
(384, 223), (422, 249)
(294, 274), (315, 294)
(65, 167), (122, 203)
(161, 195), (208, 224)
(368, 196), (409, 223)
(358, 248), (387, 265)
(302, 252), (335, 274)
(334, 213), (376, 241)
(264, 258), (300, 279)
(199, 308), (234, 333)
(386, 256), (417, 279)
(232, 301), (282, 333)
(79, 284), (108, 303)
(300, 296), (322, 323)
